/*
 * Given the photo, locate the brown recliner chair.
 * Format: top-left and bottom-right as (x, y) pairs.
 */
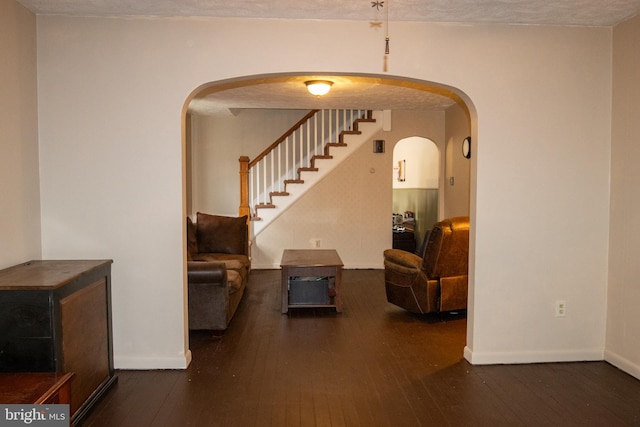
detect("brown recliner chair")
(383, 216), (469, 314)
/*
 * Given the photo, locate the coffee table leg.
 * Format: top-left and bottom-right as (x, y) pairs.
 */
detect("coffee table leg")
(334, 266), (342, 313)
(281, 267), (289, 314)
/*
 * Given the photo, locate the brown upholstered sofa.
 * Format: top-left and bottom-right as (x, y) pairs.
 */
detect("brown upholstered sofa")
(187, 213), (250, 331)
(383, 216), (469, 314)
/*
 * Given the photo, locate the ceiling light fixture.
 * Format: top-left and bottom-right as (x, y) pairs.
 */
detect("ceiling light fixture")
(305, 80), (333, 97)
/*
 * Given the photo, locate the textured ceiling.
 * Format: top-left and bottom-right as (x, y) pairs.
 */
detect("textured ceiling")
(189, 76), (461, 116)
(15, 0), (640, 26)
(17, 0), (640, 115)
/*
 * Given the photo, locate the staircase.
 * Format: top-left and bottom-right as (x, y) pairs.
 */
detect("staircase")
(240, 109), (383, 236)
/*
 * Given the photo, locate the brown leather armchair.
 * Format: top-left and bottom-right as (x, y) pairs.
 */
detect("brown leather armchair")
(383, 216), (469, 314)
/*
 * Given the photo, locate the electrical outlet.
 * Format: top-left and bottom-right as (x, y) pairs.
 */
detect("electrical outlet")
(314, 239), (321, 248)
(555, 300), (566, 317)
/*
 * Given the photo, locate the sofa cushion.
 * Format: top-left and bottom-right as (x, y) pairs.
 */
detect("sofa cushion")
(196, 212), (247, 255)
(186, 217), (198, 261)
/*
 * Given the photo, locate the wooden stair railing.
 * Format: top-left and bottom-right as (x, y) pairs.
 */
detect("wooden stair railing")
(238, 110), (318, 220)
(239, 156), (250, 222)
(248, 110), (320, 170)
(239, 110), (374, 221)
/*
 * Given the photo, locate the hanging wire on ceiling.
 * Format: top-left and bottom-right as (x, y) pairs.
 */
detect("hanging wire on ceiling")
(384, 0), (390, 72)
(385, 0), (390, 55)
(370, 1), (390, 72)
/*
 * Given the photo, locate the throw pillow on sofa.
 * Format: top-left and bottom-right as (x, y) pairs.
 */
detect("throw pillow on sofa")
(196, 212), (248, 254)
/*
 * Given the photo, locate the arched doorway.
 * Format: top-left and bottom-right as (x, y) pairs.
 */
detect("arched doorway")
(182, 72), (476, 350)
(392, 136), (439, 253)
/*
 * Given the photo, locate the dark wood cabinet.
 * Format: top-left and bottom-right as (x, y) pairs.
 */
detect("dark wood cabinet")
(0, 260), (116, 425)
(0, 372), (74, 404)
(392, 228), (416, 253)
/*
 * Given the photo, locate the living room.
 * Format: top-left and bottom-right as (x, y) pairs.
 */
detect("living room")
(2, 0), (639, 394)
(187, 101), (471, 269)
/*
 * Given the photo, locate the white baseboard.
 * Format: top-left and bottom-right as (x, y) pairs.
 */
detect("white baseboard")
(605, 349), (640, 380)
(114, 349), (191, 370)
(464, 345), (604, 365)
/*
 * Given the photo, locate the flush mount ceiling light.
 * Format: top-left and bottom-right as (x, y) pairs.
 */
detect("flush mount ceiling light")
(305, 80), (333, 97)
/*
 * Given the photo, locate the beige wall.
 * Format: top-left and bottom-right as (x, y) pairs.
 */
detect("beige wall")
(607, 13), (640, 379)
(192, 109), (450, 268)
(190, 109), (307, 217)
(444, 104), (471, 219)
(392, 136), (440, 189)
(0, 0), (41, 269)
(33, 15), (613, 370)
(255, 132), (391, 268)
(253, 110), (446, 269)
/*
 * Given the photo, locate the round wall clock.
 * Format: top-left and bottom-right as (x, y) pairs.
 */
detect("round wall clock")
(462, 137), (471, 159)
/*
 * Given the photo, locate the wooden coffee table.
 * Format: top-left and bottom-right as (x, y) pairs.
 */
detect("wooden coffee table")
(280, 249), (343, 314)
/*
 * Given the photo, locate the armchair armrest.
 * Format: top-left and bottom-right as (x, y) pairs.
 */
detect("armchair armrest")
(383, 248), (429, 313)
(383, 249), (423, 270)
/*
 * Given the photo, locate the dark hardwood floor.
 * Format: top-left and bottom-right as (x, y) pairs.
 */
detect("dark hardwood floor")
(83, 269), (640, 426)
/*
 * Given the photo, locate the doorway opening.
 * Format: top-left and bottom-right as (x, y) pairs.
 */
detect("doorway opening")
(392, 136), (439, 254)
(182, 72), (476, 355)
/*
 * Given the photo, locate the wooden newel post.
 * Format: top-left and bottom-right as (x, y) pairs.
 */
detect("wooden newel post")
(239, 156), (250, 222)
